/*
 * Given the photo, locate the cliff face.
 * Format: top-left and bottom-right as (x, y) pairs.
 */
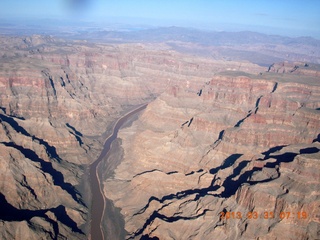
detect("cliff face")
(2, 34), (319, 239)
(106, 68), (320, 239)
(267, 61), (320, 77)
(0, 35), (266, 238)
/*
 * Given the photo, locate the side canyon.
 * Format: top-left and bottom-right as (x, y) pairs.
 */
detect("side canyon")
(0, 34), (319, 239)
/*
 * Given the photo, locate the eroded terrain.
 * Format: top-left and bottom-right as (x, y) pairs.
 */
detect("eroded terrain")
(106, 64), (320, 239)
(0, 33), (319, 239)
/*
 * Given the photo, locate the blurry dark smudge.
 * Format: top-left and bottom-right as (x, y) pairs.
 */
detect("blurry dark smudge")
(66, 0), (91, 11)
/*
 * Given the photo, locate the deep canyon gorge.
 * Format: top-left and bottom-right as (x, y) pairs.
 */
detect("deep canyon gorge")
(0, 32), (319, 239)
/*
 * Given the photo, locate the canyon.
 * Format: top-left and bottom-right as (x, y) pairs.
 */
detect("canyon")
(0, 31), (319, 240)
(106, 67), (320, 239)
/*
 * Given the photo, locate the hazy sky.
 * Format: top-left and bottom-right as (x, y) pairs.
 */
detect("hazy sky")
(1, 0), (320, 38)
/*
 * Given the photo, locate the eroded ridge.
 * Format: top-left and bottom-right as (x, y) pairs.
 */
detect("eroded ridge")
(106, 69), (320, 240)
(0, 35), (267, 239)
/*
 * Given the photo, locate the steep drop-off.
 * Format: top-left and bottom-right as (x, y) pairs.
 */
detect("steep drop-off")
(0, 35), (265, 239)
(106, 66), (320, 239)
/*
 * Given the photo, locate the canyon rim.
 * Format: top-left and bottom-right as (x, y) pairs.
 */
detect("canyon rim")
(0, 21), (320, 240)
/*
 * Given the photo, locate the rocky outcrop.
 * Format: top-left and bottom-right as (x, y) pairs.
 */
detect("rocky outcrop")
(267, 61), (320, 77)
(2, 33), (318, 239)
(106, 69), (320, 239)
(0, 35), (265, 239)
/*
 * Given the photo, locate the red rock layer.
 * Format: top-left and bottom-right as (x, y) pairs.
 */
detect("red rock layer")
(106, 71), (320, 239)
(0, 35), (265, 239)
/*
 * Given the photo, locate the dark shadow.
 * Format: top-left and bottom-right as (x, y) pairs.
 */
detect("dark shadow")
(130, 209), (210, 240)
(185, 169), (203, 176)
(264, 152), (297, 168)
(271, 82), (278, 93)
(299, 147), (319, 154)
(181, 120), (189, 127)
(261, 145), (286, 159)
(254, 95), (263, 113)
(52, 205), (84, 234)
(59, 77), (66, 87)
(133, 169), (161, 178)
(0, 113), (62, 162)
(255, 96), (262, 108)
(167, 171), (178, 175)
(221, 166), (258, 198)
(0, 193), (46, 222)
(0, 107), (6, 113)
(187, 117), (194, 127)
(218, 130), (225, 140)
(220, 148), (307, 197)
(129, 145), (318, 239)
(66, 123), (83, 136)
(141, 235), (160, 240)
(132, 186), (220, 218)
(312, 134), (320, 143)
(69, 131), (84, 146)
(267, 63), (274, 72)
(290, 65), (299, 73)
(232, 161), (251, 177)
(185, 171), (195, 176)
(0, 113), (29, 136)
(209, 154), (242, 174)
(0, 193), (83, 235)
(234, 112), (252, 127)
(48, 76), (57, 97)
(1, 142), (83, 205)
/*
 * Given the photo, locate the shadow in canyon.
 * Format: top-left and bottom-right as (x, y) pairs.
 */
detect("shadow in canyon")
(141, 235), (160, 240)
(0, 193), (83, 237)
(312, 134), (320, 143)
(66, 123), (84, 146)
(1, 142), (84, 205)
(209, 153), (243, 174)
(0, 113), (62, 162)
(129, 146), (319, 239)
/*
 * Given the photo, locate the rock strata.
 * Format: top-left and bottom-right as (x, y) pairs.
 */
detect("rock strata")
(0, 35), (264, 239)
(106, 67), (320, 239)
(1, 33), (319, 240)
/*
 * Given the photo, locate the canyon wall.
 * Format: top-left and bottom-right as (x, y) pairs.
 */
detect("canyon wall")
(1, 34), (319, 239)
(106, 65), (320, 239)
(0, 35), (265, 239)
